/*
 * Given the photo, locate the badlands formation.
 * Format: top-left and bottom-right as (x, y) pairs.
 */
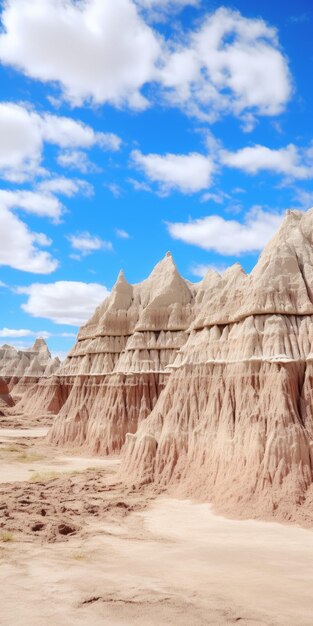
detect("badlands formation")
(0, 338), (60, 402)
(0, 377), (14, 414)
(17, 208), (313, 525)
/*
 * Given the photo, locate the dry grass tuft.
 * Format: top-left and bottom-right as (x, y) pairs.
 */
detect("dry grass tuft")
(0, 531), (13, 542)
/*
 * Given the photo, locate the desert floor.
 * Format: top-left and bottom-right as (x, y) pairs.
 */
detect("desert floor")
(0, 426), (313, 626)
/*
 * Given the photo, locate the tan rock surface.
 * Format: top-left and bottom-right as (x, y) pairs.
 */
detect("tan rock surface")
(0, 338), (60, 402)
(21, 207), (313, 525)
(121, 208), (313, 524)
(0, 377), (14, 414)
(47, 253), (198, 453)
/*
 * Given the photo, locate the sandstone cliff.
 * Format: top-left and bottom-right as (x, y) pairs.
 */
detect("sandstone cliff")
(47, 253), (198, 452)
(120, 209), (313, 524)
(0, 377), (14, 414)
(22, 207), (313, 524)
(0, 338), (60, 402)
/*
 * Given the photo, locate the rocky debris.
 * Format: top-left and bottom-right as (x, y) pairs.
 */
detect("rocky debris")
(0, 469), (154, 542)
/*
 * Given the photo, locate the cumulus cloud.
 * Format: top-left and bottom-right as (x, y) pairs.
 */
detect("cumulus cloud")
(17, 281), (110, 325)
(167, 207), (284, 255)
(0, 189), (64, 221)
(0, 3), (291, 124)
(0, 102), (120, 181)
(0, 202), (58, 273)
(292, 188), (313, 210)
(37, 177), (93, 197)
(200, 190), (230, 204)
(115, 228), (130, 239)
(189, 262), (227, 277)
(68, 232), (113, 257)
(159, 7), (291, 124)
(57, 150), (99, 174)
(136, 0), (199, 20)
(0, 0), (160, 109)
(131, 150), (214, 193)
(0, 102), (43, 181)
(137, 0), (198, 7)
(221, 144), (313, 179)
(0, 328), (51, 338)
(39, 114), (121, 151)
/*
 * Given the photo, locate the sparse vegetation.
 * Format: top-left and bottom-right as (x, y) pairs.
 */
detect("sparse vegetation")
(1, 444), (21, 453)
(0, 531), (13, 543)
(15, 453), (44, 463)
(29, 471), (61, 483)
(29, 469), (81, 483)
(70, 551), (89, 561)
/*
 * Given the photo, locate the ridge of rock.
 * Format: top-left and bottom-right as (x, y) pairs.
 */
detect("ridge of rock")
(0, 339), (60, 402)
(16, 207), (313, 526)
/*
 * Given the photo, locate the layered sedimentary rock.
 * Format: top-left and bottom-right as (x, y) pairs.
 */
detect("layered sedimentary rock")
(47, 254), (197, 453)
(0, 377), (14, 414)
(24, 207), (313, 523)
(121, 209), (313, 524)
(0, 338), (60, 402)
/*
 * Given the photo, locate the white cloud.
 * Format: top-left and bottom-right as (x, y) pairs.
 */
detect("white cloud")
(131, 150), (214, 193)
(0, 328), (51, 338)
(0, 189), (64, 221)
(0, 3), (291, 125)
(0, 203), (58, 273)
(221, 144), (313, 179)
(105, 183), (122, 197)
(17, 281), (110, 325)
(39, 114), (121, 151)
(137, 0), (198, 7)
(57, 150), (99, 174)
(200, 190), (230, 204)
(68, 232), (113, 256)
(136, 0), (199, 20)
(0, 328), (33, 338)
(0, 102), (120, 181)
(292, 188), (313, 209)
(128, 177), (152, 192)
(190, 262), (227, 277)
(37, 177), (93, 197)
(159, 7), (291, 124)
(167, 207), (284, 255)
(0, 0), (160, 109)
(115, 228), (130, 239)
(0, 102), (43, 181)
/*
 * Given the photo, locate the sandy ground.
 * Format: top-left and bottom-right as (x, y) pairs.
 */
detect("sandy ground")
(1, 427), (313, 625)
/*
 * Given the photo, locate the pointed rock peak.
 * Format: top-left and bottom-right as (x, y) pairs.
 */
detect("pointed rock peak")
(202, 267), (222, 282)
(111, 268), (132, 296)
(32, 337), (49, 352)
(223, 263), (246, 279)
(116, 269), (128, 285)
(140, 251), (192, 307)
(148, 251), (180, 280)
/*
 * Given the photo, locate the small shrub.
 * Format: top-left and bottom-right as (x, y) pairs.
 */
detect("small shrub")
(0, 531), (13, 543)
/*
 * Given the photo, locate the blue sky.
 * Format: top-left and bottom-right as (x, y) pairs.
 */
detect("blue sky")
(0, 0), (312, 357)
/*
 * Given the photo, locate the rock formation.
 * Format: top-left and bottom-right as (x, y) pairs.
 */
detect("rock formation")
(0, 377), (14, 415)
(47, 253), (197, 452)
(121, 209), (313, 524)
(23, 207), (313, 524)
(0, 338), (60, 402)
